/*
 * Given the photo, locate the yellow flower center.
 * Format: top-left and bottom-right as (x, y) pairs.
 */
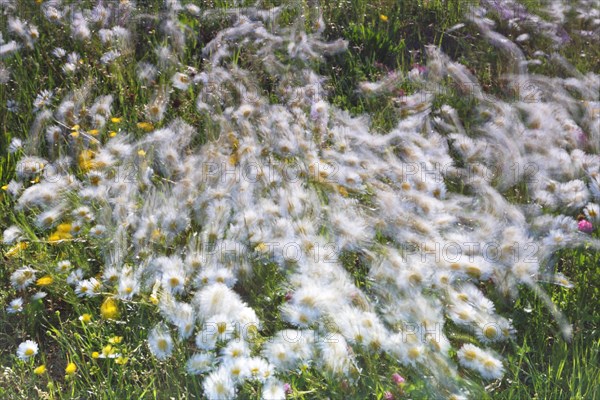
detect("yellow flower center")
(463, 349), (477, 361)
(408, 347), (421, 359)
(484, 326), (498, 339)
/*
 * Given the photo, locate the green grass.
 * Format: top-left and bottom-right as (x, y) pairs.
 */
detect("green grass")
(1, 0), (599, 399)
(493, 247), (600, 399)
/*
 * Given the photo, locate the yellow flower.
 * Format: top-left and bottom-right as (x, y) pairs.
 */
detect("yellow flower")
(91, 351), (100, 359)
(88, 129), (99, 136)
(102, 344), (114, 357)
(151, 228), (162, 240)
(48, 230), (72, 243)
(137, 149), (146, 157)
(255, 242), (267, 252)
(36, 275), (53, 286)
(48, 234), (62, 243)
(109, 336), (123, 344)
(57, 223), (72, 233)
(71, 125), (80, 138)
(109, 131), (117, 137)
(65, 362), (77, 375)
(33, 365), (46, 375)
(78, 150), (97, 172)
(380, 14), (388, 22)
(100, 297), (119, 320)
(79, 313), (92, 324)
(111, 117), (122, 123)
(48, 231), (73, 243)
(5, 242), (28, 258)
(115, 356), (128, 365)
(137, 122), (154, 131)
(1, 185), (8, 190)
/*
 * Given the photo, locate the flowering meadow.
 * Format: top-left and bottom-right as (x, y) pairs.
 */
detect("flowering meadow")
(1, 0), (599, 399)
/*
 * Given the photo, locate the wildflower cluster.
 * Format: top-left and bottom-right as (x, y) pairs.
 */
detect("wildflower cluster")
(1, 0), (598, 398)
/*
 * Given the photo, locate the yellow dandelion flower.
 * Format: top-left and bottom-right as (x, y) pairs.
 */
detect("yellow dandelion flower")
(48, 230), (72, 243)
(115, 356), (128, 365)
(111, 117), (122, 123)
(5, 242), (28, 258)
(79, 313), (92, 324)
(91, 351), (100, 359)
(57, 223), (72, 233)
(100, 297), (120, 320)
(33, 365), (46, 375)
(65, 362), (77, 375)
(380, 14), (388, 22)
(137, 122), (154, 131)
(36, 275), (53, 286)
(78, 150), (97, 172)
(48, 234), (62, 243)
(88, 129), (99, 136)
(137, 149), (146, 157)
(109, 131), (117, 137)
(102, 344), (114, 357)
(1, 185), (8, 190)
(109, 336), (123, 344)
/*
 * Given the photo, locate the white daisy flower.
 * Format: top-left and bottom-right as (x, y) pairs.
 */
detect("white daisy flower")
(2, 225), (23, 244)
(7, 298), (24, 314)
(172, 72), (191, 90)
(33, 89), (54, 111)
(186, 352), (215, 375)
(10, 266), (37, 290)
(203, 368), (236, 400)
(220, 340), (250, 361)
(66, 268), (84, 286)
(56, 260), (72, 273)
(148, 325), (173, 360)
(89, 225), (107, 238)
(8, 138), (22, 153)
(584, 202), (599, 222)
(32, 292), (47, 301)
(222, 357), (250, 382)
(75, 278), (101, 298)
(17, 340), (39, 360)
(262, 378), (286, 400)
